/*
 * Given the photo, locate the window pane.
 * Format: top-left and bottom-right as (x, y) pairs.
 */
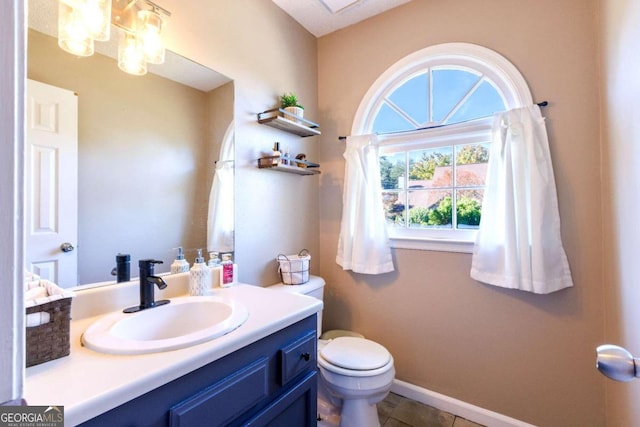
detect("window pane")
(383, 191), (406, 226)
(380, 152), (406, 190)
(447, 79), (506, 124)
(372, 102), (415, 133)
(408, 189), (452, 228)
(456, 189), (483, 229)
(432, 69), (481, 123)
(388, 73), (428, 125)
(408, 147), (453, 188)
(455, 143), (489, 187)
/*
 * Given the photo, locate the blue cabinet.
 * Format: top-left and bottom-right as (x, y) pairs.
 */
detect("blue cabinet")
(79, 315), (317, 427)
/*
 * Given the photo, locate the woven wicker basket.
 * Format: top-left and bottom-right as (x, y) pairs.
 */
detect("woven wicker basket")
(25, 297), (72, 367)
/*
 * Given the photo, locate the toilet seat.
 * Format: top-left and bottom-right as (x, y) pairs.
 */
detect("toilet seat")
(318, 337), (393, 377)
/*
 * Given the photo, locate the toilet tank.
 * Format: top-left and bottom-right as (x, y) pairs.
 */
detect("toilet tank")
(267, 275), (325, 336)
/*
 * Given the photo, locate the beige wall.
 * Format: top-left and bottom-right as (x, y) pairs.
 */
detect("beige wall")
(601, 0), (640, 425)
(27, 30), (232, 284)
(317, 1), (604, 426)
(154, 0), (320, 285)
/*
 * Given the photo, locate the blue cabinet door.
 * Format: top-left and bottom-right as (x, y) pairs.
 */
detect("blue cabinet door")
(244, 371), (317, 427)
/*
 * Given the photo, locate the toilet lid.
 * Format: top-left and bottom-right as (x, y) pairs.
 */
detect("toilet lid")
(319, 337), (391, 370)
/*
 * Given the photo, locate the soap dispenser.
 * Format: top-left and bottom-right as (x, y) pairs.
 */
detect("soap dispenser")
(207, 251), (221, 267)
(170, 246), (190, 274)
(189, 249), (211, 296)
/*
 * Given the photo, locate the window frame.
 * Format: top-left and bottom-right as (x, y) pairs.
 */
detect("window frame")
(352, 43), (533, 252)
(379, 117), (493, 253)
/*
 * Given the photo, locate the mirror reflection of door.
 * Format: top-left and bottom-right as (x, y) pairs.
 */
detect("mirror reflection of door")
(26, 79), (78, 287)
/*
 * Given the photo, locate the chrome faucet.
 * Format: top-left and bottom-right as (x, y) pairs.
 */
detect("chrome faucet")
(123, 259), (170, 313)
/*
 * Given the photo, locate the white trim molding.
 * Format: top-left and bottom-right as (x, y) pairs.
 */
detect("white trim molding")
(391, 379), (537, 427)
(0, 0), (25, 405)
(353, 43), (534, 252)
(352, 42), (533, 135)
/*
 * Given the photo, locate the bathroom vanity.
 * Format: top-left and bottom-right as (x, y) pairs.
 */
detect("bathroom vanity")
(24, 276), (322, 426)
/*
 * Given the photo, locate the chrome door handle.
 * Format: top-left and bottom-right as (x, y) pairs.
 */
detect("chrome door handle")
(60, 242), (75, 253)
(596, 344), (640, 382)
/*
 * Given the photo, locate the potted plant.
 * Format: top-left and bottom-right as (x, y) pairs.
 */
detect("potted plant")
(280, 92), (304, 123)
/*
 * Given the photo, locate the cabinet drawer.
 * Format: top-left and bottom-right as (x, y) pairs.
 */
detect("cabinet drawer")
(279, 331), (316, 386)
(170, 357), (269, 427)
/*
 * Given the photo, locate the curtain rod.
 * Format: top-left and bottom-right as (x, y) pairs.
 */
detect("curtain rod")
(338, 101), (549, 141)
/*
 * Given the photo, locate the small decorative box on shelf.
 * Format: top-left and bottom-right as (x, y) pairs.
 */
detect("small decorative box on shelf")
(257, 108), (321, 137)
(257, 155), (321, 176)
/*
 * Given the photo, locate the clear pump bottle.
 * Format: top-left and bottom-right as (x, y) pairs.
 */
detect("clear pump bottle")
(207, 251), (221, 267)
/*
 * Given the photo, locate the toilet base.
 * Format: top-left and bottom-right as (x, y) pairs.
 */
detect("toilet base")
(317, 397), (341, 427)
(317, 395), (382, 427)
(339, 398), (381, 427)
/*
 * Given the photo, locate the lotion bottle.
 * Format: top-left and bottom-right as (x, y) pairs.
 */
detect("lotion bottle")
(170, 246), (190, 274)
(189, 249), (211, 296)
(220, 253), (236, 287)
(272, 142), (281, 166)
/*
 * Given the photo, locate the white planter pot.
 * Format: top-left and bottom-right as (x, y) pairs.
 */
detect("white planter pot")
(283, 106), (304, 123)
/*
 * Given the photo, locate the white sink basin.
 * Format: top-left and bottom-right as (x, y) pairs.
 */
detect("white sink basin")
(82, 296), (249, 355)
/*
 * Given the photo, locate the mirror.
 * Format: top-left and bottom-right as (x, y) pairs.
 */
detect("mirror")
(26, 4), (234, 287)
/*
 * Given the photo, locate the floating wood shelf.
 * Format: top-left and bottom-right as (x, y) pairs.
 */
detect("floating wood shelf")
(257, 108), (321, 137)
(257, 156), (321, 176)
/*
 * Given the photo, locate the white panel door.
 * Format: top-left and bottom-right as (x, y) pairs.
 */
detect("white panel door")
(26, 79), (78, 288)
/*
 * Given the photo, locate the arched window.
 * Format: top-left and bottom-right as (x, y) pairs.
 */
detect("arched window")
(353, 43), (533, 252)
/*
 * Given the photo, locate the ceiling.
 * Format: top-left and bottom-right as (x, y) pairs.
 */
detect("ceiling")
(272, 0), (412, 37)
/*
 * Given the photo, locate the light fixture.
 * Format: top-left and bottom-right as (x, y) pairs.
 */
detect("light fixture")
(58, 1), (95, 56)
(118, 32), (147, 75)
(319, 0), (361, 14)
(137, 8), (165, 64)
(57, 0), (170, 75)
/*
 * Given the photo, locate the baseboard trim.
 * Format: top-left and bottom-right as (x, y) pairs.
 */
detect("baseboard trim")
(391, 379), (537, 427)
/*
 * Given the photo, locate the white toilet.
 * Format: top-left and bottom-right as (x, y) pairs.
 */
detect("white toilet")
(268, 276), (395, 427)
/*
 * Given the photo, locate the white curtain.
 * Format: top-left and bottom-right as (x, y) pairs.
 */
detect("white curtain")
(470, 105), (573, 294)
(207, 122), (235, 253)
(336, 134), (394, 274)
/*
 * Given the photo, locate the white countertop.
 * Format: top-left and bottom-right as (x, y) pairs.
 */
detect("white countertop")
(24, 280), (322, 426)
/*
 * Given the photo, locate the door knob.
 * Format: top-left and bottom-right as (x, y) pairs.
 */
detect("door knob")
(596, 344), (640, 382)
(60, 242), (75, 253)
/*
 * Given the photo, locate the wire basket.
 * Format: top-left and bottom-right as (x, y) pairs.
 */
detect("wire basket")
(277, 249), (310, 285)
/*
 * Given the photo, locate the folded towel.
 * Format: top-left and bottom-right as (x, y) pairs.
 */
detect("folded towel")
(24, 270), (40, 282)
(24, 277), (75, 308)
(26, 311), (51, 328)
(25, 286), (48, 301)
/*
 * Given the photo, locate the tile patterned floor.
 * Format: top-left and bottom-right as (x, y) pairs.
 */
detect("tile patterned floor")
(377, 393), (486, 427)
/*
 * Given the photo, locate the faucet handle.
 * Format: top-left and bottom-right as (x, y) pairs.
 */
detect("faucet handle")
(139, 259), (164, 266)
(139, 259), (164, 274)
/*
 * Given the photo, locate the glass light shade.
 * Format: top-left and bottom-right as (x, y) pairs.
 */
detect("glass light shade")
(137, 9), (165, 64)
(118, 32), (147, 76)
(81, 0), (112, 41)
(58, 2), (94, 57)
